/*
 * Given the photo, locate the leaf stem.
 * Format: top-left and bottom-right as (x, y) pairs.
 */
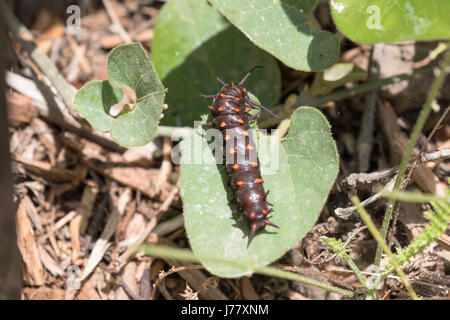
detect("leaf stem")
(374, 44), (450, 266)
(137, 244), (354, 298)
(259, 64), (435, 128)
(254, 265), (354, 298)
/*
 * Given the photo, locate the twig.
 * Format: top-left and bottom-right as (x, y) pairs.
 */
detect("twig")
(151, 265), (205, 300)
(40, 210), (78, 242)
(254, 265), (355, 298)
(374, 44), (450, 267)
(151, 214), (184, 237)
(81, 188), (132, 282)
(356, 44), (382, 172)
(119, 277), (143, 300)
(115, 186), (179, 271)
(336, 149), (450, 218)
(103, 0), (133, 44)
(259, 63), (436, 128)
(335, 176), (396, 219)
(342, 149), (450, 187)
(402, 105), (450, 188)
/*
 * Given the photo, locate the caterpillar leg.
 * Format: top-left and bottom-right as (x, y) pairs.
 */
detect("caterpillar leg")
(201, 122), (213, 127)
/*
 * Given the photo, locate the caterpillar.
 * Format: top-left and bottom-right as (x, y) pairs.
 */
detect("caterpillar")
(201, 66), (279, 246)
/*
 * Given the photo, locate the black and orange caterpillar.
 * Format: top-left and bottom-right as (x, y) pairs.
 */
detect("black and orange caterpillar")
(202, 66), (279, 246)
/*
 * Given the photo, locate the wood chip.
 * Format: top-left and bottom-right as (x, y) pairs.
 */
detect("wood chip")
(14, 155), (77, 183)
(16, 197), (45, 286)
(78, 272), (102, 300)
(37, 244), (64, 277)
(21, 195), (42, 233)
(240, 277), (261, 300)
(81, 188), (132, 281)
(377, 102), (447, 196)
(7, 91), (36, 126)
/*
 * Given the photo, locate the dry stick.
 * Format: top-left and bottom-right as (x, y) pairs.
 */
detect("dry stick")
(356, 44), (382, 172)
(404, 105), (450, 188)
(336, 149), (450, 218)
(103, 0), (133, 44)
(387, 106), (450, 248)
(374, 45), (450, 267)
(258, 64), (436, 128)
(80, 188), (132, 281)
(115, 186), (180, 270)
(151, 265), (205, 300)
(335, 177), (396, 219)
(341, 149), (450, 187)
(119, 277), (143, 300)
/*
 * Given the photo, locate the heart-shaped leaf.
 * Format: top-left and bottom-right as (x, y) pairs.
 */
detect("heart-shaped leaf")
(208, 0), (340, 71)
(152, 0), (280, 127)
(330, 0), (450, 44)
(73, 43), (166, 147)
(179, 107), (339, 277)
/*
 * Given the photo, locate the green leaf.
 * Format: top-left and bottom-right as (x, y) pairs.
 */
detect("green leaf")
(330, 0), (450, 44)
(208, 0), (340, 71)
(180, 107), (339, 277)
(152, 0), (280, 127)
(310, 63), (367, 96)
(73, 43), (165, 147)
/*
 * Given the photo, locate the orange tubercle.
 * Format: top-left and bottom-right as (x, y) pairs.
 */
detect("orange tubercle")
(232, 164), (239, 170)
(237, 181), (243, 186)
(255, 178), (263, 183)
(220, 121), (226, 128)
(247, 144), (254, 150)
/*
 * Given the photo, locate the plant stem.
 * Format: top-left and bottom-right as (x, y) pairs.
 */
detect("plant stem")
(254, 266), (354, 298)
(386, 190), (449, 204)
(137, 244), (354, 298)
(352, 197), (419, 300)
(259, 64), (435, 128)
(374, 44), (450, 266)
(321, 237), (372, 297)
(156, 126), (194, 139)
